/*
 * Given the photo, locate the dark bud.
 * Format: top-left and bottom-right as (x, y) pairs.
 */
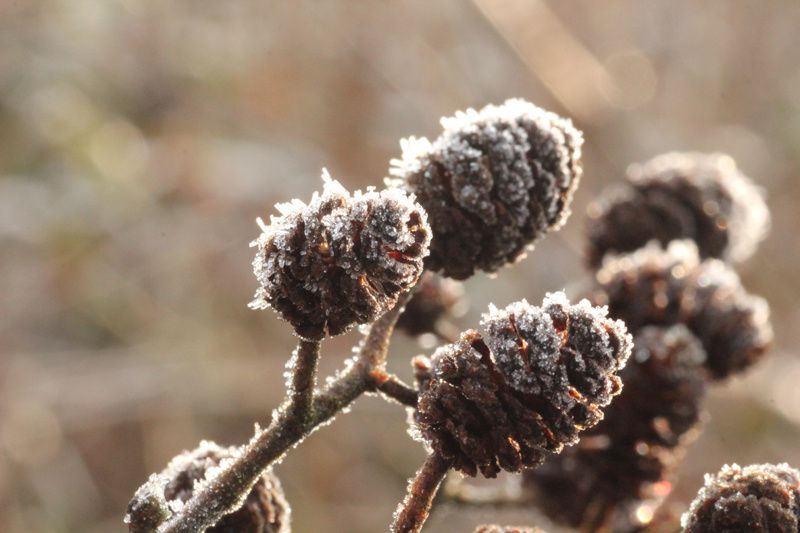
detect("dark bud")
(412, 292), (631, 478)
(586, 152), (769, 267)
(592, 241), (772, 379)
(682, 463), (800, 533)
(396, 272), (466, 336)
(126, 441), (291, 533)
(389, 99), (583, 279)
(125, 475), (171, 532)
(524, 325), (707, 530)
(250, 173), (431, 340)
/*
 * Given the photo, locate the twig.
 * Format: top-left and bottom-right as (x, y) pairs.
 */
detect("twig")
(287, 339), (321, 424)
(368, 369), (419, 408)
(391, 453), (452, 533)
(157, 289), (415, 533)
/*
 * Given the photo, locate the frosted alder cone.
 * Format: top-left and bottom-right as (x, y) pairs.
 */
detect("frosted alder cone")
(396, 272), (466, 336)
(524, 325), (707, 530)
(389, 98), (583, 279)
(250, 173), (431, 340)
(412, 292), (632, 478)
(586, 152), (769, 267)
(125, 441), (290, 533)
(591, 240), (772, 379)
(681, 463), (800, 533)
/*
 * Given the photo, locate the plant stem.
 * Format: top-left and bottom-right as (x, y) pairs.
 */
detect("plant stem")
(157, 289), (414, 533)
(368, 369), (419, 407)
(391, 453), (452, 533)
(287, 338), (321, 424)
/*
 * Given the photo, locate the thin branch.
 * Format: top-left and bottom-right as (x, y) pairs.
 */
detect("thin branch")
(287, 339), (321, 424)
(157, 288), (415, 533)
(368, 369), (419, 408)
(391, 453), (452, 533)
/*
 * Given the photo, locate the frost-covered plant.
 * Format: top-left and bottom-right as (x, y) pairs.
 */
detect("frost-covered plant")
(125, 104), (778, 533)
(448, 152), (776, 532)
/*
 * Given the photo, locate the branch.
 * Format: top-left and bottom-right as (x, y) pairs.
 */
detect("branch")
(368, 369), (419, 408)
(391, 453), (452, 533)
(287, 339), (321, 424)
(156, 289), (414, 533)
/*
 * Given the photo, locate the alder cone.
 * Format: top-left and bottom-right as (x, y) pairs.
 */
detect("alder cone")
(160, 442), (290, 533)
(412, 292), (631, 478)
(524, 325), (707, 530)
(250, 175), (430, 340)
(586, 152), (769, 267)
(592, 241), (772, 379)
(682, 463), (800, 533)
(389, 98), (583, 279)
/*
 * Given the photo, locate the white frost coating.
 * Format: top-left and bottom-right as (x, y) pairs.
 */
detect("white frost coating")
(479, 291), (631, 397)
(248, 168), (430, 338)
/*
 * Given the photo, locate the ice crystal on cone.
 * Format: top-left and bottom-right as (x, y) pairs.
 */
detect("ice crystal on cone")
(412, 292), (631, 478)
(389, 98), (583, 279)
(586, 152), (769, 267)
(250, 172), (431, 339)
(681, 463), (800, 533)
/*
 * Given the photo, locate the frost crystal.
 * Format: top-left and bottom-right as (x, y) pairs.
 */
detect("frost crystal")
(412, 291), (631, 478)
(389, 98), (583, 279)
(586, 152), (770, 267)
(250, 171), (431, 339)
(592, 240), (772, 379)
(681, 463), (800, 533)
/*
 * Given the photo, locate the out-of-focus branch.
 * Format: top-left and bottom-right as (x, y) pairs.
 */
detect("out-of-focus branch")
(471, 0), (614, 123)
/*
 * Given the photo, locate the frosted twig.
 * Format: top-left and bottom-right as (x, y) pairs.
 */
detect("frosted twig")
(391, 452), (452, 533)
(157, 289), (415, 533)
(287, 339), (321, 424)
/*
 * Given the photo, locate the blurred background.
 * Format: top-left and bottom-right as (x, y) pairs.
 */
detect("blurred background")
(1, 1), (799, 531)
